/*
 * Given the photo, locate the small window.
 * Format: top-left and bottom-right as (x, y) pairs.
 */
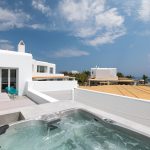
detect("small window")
(49, 67), (53, 74)
(37, 65), (47, 73)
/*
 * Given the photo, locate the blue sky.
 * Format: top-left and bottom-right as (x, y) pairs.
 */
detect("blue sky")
(0, 0), (150, 76)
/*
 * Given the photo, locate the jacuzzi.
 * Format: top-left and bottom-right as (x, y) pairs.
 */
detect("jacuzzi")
(0, 109), (150, 150)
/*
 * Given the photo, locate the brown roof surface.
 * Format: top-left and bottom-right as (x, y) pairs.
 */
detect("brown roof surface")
(80, 85), (150, 100)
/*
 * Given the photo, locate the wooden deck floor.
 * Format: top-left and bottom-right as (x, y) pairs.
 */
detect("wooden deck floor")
(80, 85), (150, 100)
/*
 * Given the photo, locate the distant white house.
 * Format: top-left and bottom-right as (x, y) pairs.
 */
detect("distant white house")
(0, 40), (64, 95)
(71, 70), (79, 74)
(91, 68), (118, 80)
(89, 67), (135, 86)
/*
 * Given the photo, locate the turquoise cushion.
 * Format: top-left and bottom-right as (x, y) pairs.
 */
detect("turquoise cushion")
(5, 87), (18, 95)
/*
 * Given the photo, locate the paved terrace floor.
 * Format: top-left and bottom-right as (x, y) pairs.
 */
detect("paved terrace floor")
(80, 85), (150, 100)
(43, 90), (72, 100)
(0, 96), (36, 111)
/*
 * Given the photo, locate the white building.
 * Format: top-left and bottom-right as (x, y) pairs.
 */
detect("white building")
(32, 59), (56, 77)
(91, 68), (118, 80)
(71, 70), (79, 74)
(0, 40), (64, 96)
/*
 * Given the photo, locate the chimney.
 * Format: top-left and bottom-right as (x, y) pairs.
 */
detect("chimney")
(18, 40), (25, 53)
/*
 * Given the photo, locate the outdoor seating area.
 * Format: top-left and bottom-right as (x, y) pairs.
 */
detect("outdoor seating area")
(0, 93), (10, 101)
(0, 96), (36, 111)
(5, 87), (18, 99)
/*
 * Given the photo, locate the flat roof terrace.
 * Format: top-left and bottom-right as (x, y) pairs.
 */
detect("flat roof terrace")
(80, 85), (150, 100)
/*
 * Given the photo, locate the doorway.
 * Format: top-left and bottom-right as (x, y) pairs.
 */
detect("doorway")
(1, 69), (17, 92)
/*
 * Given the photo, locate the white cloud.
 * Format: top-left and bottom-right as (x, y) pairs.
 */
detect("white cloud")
(105, 0), (150, 23)
(138, 0), (150, 22)
(28, 22), (57, 31)
(53, 49), (89, 58)
(32, 0), (51, 16)
(87, 29), (126, 46)
(0, 7), (30, 31)
(121, 1), (139, 16)
(58, 0), (125, 46)
(29, 24), (46, 30)
(116, 0), (150, 22)
(0, 39), (15, 50)
(59, 0), (105, 22)
(95, 8), (124, 28)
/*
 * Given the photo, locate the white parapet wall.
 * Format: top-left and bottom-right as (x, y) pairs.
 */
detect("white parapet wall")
(26, 80), (78, 104)
(74, 88), (150, 127)
(26, 88), (58, 104)
(27, 80), (78, 92)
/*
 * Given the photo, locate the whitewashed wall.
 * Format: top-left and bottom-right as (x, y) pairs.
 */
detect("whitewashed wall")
(32, 59), (56, 77)
(91, 68), (118, 80)
(74, 88), (150, 127)
(26, 80), (78, 104)
(27, 80), (78, 92)
(0, 50), (32, 95)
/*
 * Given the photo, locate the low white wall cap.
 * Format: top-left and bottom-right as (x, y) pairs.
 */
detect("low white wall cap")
(28, 88), (59, 103)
